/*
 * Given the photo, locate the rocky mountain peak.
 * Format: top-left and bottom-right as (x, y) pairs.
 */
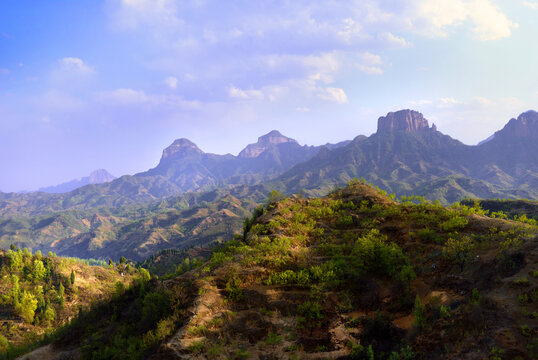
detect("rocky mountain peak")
(494, 110), (538, 139)
(376, 109), (430, 134)
(239, 130), (298, 158)
(161, 138), (203, 161)
(88, 169), (116, 184)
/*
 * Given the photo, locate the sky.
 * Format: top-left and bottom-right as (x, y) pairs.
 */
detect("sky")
(0, 0), (537, 192)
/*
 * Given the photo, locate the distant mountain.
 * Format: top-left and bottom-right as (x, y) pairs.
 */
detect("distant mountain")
(39, 169), (116, 193)
(143, 130), (344, 193)
(0, 109), (537, 261)
(272, 109), (538, 203)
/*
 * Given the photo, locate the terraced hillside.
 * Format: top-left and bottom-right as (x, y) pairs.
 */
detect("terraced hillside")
(20, 181), (536, 359)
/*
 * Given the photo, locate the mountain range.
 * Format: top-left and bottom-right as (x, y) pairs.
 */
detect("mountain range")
(38, 169), (116, 193)
(0, 109), (536, 260)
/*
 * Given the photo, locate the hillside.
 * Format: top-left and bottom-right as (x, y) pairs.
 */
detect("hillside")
(13, 182), (537, 359)
(0, 248), (139, 358)
(0, 186), (268, 261)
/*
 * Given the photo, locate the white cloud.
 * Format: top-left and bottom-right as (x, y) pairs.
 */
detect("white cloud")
(468, 0), (519, 41)
(228, 86), (264, 101)
(413, 0), (517, 41)
(98, 88), (151, 105)
(58, 57), (94, 74)
(318, 87), (348, 104)
(356, 52), (384, 75)
(378, 32), (412, 48)
(356, 64), (384, 75)
(164, 76), (178, 89)
(438, 97), (463, 107)
(296, 106), (311, 112)
(524, 1), (538, 10)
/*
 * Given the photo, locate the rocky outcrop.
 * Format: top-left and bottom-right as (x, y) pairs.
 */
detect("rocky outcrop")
(376, 109), (430, 134)
(238, 130), (298, 158)
(160, 139), (204, 161)
(494, 110), (538, 139)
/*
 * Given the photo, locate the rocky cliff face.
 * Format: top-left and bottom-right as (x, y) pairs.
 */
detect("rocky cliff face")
(494, 110), (538, 139)
(160, 138), (204, 161)
(238, 130), (298, 158)
(376, 109), (430, 133)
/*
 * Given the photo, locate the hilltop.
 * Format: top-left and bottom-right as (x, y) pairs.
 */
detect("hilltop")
(15, 182), (536, 359)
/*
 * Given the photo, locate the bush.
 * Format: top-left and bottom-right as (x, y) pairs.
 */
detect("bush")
(0, 335), (8, 354)
(352, 229), (410, 278)
(17, 291), (38, 323)
(441, 215), (468, 232)
(443, 236), (475, 271)
(413, 295), (427, 330)
(297, 301), (323, 329)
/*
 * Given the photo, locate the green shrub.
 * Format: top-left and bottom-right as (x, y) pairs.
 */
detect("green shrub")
(443, 236), (475, 271)
(265, 332), (282, 345)
(413, 295), (427, 330)
(0, 335), (8, 354)
(440, 215), (468, 232)
(17, 291), (38, 323)
(352, 229), (410, 278)
(297, 301), (323, 329)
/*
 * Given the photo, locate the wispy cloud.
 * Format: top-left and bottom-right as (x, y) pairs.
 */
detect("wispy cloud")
(0, 68), (9, 75)
(524, 1), (538, 10)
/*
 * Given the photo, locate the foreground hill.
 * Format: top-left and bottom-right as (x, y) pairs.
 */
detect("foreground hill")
(17, 182), (537, 359)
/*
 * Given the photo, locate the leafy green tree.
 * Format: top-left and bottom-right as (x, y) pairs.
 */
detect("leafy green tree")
(34, 250), (42, 259)
(17, 291), (38, 323)
(9, 275), (20, 308)
(0, 334), (8, 354)
(65, 275), (71, 288)
(42, 302), (56, 326)
(139, 268), (151, 282)
(58, 282), (65, 308)
(6, 249), (23, 273)
(120, 256), (127, 264)
(443, 236), (475, 271)
(10, 243), (16, 251)
(70, 270), (76, 285)
(31, 259), (47, 282)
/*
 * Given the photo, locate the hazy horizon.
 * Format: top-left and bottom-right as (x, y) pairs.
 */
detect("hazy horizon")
(1, 0), (537, 192)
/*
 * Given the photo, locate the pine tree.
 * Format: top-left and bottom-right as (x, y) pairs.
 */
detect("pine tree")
(70, 270), (76, 285)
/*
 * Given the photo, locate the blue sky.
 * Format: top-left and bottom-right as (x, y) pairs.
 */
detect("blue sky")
(0, 0), (537, 192)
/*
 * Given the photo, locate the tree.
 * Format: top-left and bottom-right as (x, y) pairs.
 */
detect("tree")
(443, 236), (475, 271)
(0, 334), (8, 353)
(58, 282), (65, 308)
(31, 259), (47, 282)
(139, 268), (151, 282)
(42, 302), (55, 326)
(70, 270), (76, 285)
(65, 275), (71, 288)
(9, 275), (20, 308)
(413, 295), (427, 330)
(120, 256), (127, 264)
(10, 243), (16, 251)
(17, 291), (38, 323)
